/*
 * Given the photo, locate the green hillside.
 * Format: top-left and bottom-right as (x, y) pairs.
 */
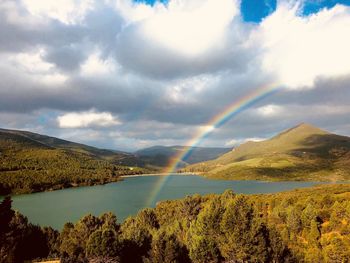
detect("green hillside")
(0, 128), (148, 195)
(135, 145), (231, 168)
(183, 123), (350, 181)
(0, 128), (144, 167)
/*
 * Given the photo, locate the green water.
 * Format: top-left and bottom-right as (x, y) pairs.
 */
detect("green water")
(11, 175), (321, 229)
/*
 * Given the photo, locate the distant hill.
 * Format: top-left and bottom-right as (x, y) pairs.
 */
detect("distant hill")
(0, 128), (144, 166)
(182, 123), (350, 181)
(135, 145), (231, 168)
(0, 128), (148, 194)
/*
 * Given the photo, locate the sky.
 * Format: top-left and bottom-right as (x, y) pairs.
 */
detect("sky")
(0, 0), (350, 152)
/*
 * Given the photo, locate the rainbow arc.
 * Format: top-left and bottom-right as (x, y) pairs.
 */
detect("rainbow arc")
(145, 82), (282, 207)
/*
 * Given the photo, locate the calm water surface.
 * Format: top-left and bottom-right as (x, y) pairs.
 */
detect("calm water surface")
(11, 175), (322, 229)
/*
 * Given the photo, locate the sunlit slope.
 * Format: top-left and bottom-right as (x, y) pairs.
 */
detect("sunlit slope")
(0, 128), (147, 194)
(0, 128), (143, 166)
(183, 123), (350, 181)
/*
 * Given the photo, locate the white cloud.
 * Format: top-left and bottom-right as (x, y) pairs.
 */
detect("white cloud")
(166, 74), (219, 103)
(13, 49), (53, 73)
(244, 137), (266, 142)
(115, 0), (350, 86)
(57, 110), (121, 128)
(225, 138), (239, 147)
(257, 3), (350, 88)
(198, 125), (216, 134)
(257, 104), (283, 117)
(118, 0), (238, 56)
(21, 0), (94, 24)
(225, 137), (266, 147)
(80, 52), (117, 76)
(6, 49), (68, 86)
(0, 0), (40, 27)
(115, 0), (155, 23)
(114, 0), (251, 78)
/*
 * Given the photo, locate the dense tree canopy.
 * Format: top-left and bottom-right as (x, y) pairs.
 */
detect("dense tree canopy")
(1, 184), (350, 262)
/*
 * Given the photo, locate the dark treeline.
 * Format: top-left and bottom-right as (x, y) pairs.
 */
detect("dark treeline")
(1, 184), (350, 263)
(0, 196), (60, 262)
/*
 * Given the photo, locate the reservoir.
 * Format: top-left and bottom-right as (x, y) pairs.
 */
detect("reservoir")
(11, 175), (322, 229)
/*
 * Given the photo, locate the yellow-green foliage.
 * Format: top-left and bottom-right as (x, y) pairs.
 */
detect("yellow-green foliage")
(2, 184), (350, 262)
(0, 129), (148, 194)
(54, 184), (350, 262)
(183, 123), (350, 182)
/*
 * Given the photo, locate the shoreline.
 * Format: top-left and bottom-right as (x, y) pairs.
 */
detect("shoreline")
(120, 173), (350, 184)
(5, 172), (348, 197)
(120, 172), (195, 178)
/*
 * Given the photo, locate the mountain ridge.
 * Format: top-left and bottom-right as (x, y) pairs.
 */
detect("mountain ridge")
(182, 123), (350, 181)
(0, 128), (141, 165)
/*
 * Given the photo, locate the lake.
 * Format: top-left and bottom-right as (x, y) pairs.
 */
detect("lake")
(11, 175), (322, 229)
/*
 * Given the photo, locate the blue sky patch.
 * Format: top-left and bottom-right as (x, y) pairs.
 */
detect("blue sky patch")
(302, 0), (350, 15)
(241, 0), (276, 22)
(133, 0), (168, 5)
(133, 0), (350, 22)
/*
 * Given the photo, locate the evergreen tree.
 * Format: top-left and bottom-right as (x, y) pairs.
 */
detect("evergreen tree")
(308, 220), (321, 246)
(189, 235), (221, 263)
(146, 230), (190, 263)
(219, 195), (254, 260)
(287, 207), (302, 235)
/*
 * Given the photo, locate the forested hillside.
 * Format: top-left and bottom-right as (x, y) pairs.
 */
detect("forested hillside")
(183, 123), (350, 181)
(0, 129), (147, 195)
(0, 128), (144, 166)
(1, 184), (350, 262)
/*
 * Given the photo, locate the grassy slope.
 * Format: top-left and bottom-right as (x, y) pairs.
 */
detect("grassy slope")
(183, 123), (350, 181)
(0, 129), (148, 194)
(0, 128), (144, 167)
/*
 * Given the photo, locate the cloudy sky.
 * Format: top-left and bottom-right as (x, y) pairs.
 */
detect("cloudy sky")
(0, 0), (349, 151)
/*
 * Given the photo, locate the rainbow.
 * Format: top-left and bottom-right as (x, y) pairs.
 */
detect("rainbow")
(145, 82), (282, 207)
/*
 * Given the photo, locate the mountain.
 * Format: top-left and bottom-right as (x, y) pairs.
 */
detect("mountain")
(182, 123), (350, 181)
(0, 128), (144, 166)
(135, 145), (231, 168)
(0, 128), (148, 194)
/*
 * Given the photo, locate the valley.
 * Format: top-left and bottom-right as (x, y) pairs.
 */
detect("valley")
(0, 128), (230, 194)
(1, 123), (350, 196)
(1, 123), (349, 263)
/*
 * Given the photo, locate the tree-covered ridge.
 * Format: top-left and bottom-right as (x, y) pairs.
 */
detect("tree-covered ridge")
(0, 129), (148, 195)
(182, 123), (350, 182)
(1, 184), (350, 262)
(0, 128), (144, 166)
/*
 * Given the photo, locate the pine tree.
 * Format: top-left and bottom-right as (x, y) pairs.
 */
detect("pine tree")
(308, 220), (320, 246)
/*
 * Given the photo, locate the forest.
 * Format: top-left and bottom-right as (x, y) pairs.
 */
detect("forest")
(0, 130), (147, 195)
(0, 148), (146, 195)
(1, 183), (350, 263)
